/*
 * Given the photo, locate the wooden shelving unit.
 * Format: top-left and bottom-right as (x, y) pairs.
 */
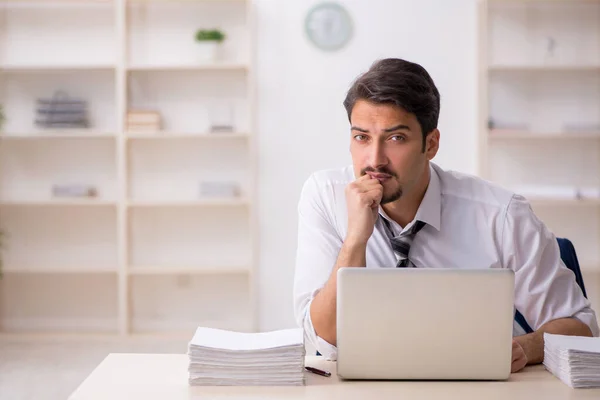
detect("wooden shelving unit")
(0, 0), (257, 335)
(478, 0), (600, 312)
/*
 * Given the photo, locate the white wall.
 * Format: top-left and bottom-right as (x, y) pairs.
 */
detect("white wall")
(256, 0), (478, 330)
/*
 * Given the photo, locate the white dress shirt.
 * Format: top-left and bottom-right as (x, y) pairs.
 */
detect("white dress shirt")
(293, 162), (599, 360)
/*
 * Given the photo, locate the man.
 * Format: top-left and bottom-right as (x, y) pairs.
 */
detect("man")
(293, 58), (598, 373)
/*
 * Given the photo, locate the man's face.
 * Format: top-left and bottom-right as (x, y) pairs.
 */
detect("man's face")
(349, 100), (439, 204)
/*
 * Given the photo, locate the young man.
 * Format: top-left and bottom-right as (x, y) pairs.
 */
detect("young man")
(293, 58), (598, 373)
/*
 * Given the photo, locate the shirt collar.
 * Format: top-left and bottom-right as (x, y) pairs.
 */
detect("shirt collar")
(379, 163), (442, 232)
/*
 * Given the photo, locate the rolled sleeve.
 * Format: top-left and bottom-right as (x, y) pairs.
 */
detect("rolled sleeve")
(293, 174), (343, 359)
(502, 195), (599, 337)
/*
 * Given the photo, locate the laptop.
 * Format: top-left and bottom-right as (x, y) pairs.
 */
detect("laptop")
(336, 267), (514, 380)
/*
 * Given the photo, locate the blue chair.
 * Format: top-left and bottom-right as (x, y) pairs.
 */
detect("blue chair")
(514, 237), (587, 334)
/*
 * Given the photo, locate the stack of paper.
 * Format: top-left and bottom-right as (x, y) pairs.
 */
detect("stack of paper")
(187, 327), (306, 386)
(543, 333), (600, 388)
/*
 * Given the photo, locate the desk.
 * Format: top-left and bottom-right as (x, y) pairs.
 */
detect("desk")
(69, 354), (600, 400)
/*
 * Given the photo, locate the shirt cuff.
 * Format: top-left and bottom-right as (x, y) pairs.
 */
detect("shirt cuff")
(303, 299), (338, 360)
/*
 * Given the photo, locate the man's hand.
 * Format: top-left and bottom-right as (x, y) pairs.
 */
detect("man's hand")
(345, 175), (383, 245)
(511, 339), (528, 373)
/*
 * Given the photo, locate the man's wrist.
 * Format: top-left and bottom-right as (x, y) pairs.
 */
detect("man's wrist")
(343, 236), (369, 251)
(515, 331), (543, 365)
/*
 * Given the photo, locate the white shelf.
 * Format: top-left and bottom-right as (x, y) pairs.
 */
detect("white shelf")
(125, 132), (249, 140)
(0, 131), (116, 140)
(488, 130), (600, 140)
(128, 198), (249, 207)
(0, 200), (117, 207)
(528, 198), (600, 206)
(1, 64), (116, 72)
(127, 63), (248, 72)
(489, 64), (600, 72)
(128, 266), (250, 275)
(2, 266), (117, 274)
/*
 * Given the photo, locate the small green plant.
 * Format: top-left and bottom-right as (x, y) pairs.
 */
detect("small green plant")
(195, 29), (226, 43)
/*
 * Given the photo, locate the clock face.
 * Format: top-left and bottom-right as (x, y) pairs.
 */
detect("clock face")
(305, 2), (353, 51)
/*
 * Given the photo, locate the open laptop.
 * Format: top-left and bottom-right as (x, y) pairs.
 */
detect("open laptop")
(336, 267), (515, 380)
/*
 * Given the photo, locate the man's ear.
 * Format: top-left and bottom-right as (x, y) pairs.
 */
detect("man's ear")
(425, 129), (440, 160)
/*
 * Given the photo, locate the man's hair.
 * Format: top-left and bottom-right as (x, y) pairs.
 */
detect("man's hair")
(343, 58), (440, 151)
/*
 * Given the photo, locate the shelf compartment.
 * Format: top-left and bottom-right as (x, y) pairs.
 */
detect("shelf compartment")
(0, 206), (118, 270)
(0, 138), (117, 202)
(127, 136), (248, 202)
(488, 70), (600, 134)
(129, 206), (250, 268)
(488, 141), (600, 189)
(127, 69), (248, 133)
(0, 273), (118, 333)
(0, 4), (115, 67)
(129, 274), (252, 333)
(487, 1), (600, 68)
(127, 0), (248, 67)
(0, 69), (118, 133)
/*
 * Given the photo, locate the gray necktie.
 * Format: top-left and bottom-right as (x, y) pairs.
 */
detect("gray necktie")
(382, 218), (426, 268)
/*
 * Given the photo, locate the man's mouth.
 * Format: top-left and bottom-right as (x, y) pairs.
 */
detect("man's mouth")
(366, 171), (392, 182)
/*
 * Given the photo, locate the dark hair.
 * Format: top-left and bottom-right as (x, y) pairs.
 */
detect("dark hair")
(343, 58), (440, 151)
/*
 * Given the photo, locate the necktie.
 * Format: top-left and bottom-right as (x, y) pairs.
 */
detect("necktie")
(382, 218), (426, 268)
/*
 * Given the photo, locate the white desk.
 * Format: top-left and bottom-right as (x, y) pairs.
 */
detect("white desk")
(69, 354), (600, 400)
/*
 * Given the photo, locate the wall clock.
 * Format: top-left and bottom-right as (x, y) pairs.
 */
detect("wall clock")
(305, 2), (353, 52)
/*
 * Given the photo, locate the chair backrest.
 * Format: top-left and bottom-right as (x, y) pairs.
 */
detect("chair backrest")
(514, 237), (587, 334)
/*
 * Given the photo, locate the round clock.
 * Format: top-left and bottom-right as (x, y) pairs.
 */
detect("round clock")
(305, 2), (353, 52)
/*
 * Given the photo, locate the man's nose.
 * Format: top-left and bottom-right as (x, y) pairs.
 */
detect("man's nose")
(368, 142), (387, 168)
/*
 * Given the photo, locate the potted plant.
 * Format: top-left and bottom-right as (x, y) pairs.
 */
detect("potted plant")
(194, 29), (226, 62)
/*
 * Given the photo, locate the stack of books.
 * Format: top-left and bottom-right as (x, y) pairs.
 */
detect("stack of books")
(543, 333), (600, 388)
(187, 327), (306, 386)
(126, 110), (161, 133)
(35, 91), (89, 129)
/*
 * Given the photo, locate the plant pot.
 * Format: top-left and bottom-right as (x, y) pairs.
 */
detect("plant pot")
(197, 41), (219, 63)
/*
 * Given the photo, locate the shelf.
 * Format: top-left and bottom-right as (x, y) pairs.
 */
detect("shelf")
(0, 200), (117, 207)
(488, 130), (600, 140)
(127, 63), (248, 72)
(127, 198), (249, 207)
(128, 266), (250, 275)
(1, 64), (116, 72)
(125, 132), (249, 140)
(527, 198), (600, 206)
(0, 1), (113, 8)
(2, 266), (117, 274)
(0, 132), (116, 140)
(489, 65), (600, 72)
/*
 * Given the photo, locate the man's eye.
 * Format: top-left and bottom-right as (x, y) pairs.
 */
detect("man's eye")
(391, 135), (405, 142)
(354, 135), (366, 141)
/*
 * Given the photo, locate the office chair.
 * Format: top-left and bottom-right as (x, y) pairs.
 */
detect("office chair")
(316, 237), (587, 355)
(514, 237), (588, 334)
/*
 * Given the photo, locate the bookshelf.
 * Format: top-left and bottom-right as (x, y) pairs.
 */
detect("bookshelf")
(478, 0), (600, 314)
(0, 0), (257, 335)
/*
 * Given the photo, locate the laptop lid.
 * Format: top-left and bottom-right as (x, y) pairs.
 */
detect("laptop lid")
(336, 268), (514, 380)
